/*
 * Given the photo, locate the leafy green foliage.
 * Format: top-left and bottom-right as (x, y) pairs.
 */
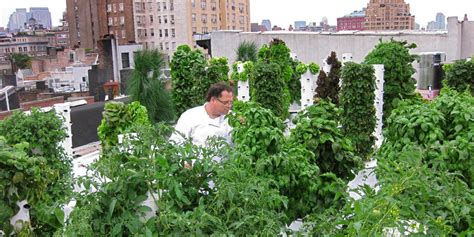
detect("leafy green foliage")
(0, 138), (54, 235)
(128, 49), (175, 123)
(228, 101), (347, 221)
(201, 57), (229, 96)
(254, 38), (293, 119)
(231, 61), (254, 82)
(10, 53), (32, 69)
(170, 45), (207, 115)
(97, 101), (151, 150)
(290, 100), (362, 181)
(443, 59), (474, 95)
(235, 40), (258, 62)
(288, 59), (302, 104)
(315, 52), (341, 104)
(251, 61), (289, 119)
(0, 109), (72, 235)
(340, 62), (376, 159)
(308, 63), (320, 75)
(295, 63), (308, 75)
(364, 39), (417, 122)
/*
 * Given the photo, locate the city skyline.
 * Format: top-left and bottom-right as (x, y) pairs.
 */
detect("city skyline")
(0, 0), (473, 30)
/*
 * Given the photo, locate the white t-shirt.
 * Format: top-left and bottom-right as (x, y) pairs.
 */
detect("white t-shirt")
(170, 104), (232, 147)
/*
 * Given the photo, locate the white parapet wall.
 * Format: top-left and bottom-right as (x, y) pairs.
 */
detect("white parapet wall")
(373, 64), (385, 148)
(54, 103), (73, 158)
(236, 63), (250, 102)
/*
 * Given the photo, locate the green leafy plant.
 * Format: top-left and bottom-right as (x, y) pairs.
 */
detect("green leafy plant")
(364, 39), (417, 122)
(308, 62), (320, 75)
(340, 62), (376, 159)
(254, 38), (293, 118)
(315, 52), (341, 105)
(231, 61), (254, 82)
(443, 59), (474, 95)
(10, 53), (32, 69)
(296, 63), (308, 75)
(128, 49), (175, 123)
(235, 41), (258, 62)
(170, 45), (207, 116)
(201, 57), (229, 96)
(0, 109), (72, 235)
(290, 99), (362, 181)
(97, 101), (151, 150)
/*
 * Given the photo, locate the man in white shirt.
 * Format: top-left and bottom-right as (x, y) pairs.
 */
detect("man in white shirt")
(170, 82), (233, 147)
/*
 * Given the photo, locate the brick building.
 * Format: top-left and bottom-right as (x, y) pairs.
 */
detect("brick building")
(337, 9), (366, 31)
(365, 0), (415, 31)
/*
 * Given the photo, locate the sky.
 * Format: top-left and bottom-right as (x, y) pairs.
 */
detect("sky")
(0, 0), (473, 29)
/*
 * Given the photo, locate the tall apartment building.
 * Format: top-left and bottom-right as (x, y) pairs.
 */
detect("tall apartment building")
(133, 0), (250, 57)
(365, 0), (415, 31)
(66, 0), (136, 50)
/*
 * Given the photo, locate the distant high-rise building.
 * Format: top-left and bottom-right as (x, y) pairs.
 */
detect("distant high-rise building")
(435, 13), (446, 30)
(294, 21), (306, 30)
(66, 0), (136, 50)
(365, 0), (415, 31)
(261, 19), (271, 31)
(337, 8), (365, 31)
(29, 7), (53, 29)
(133, 0), (251, 57)
(7, 8), (29, 32)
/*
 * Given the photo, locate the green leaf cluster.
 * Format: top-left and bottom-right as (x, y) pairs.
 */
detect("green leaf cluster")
(231, 61), (254, 82)
(340, 62), (377, 159)
(97, 101), (151, 150)
(290, 99), (362, 181)
(364, 39), (417, 122)
(0, 109), (72, 235)
(171, 46), (230, 116)
(128, 49), (176, 123)
(443, 59), (474, 95)
(235, 40), (258, 62)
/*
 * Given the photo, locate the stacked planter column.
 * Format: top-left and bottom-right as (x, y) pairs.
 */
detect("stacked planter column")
(373, 65), (385, 148)
(300, 70), (318, 110)
(236, 63), (250, 102)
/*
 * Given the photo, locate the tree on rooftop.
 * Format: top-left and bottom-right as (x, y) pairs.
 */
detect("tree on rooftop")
(128, 49), (175, 123)
(235, 41), (258, 62)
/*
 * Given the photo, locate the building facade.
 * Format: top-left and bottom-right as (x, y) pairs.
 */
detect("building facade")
(337, 9), (365, 31)
(66, 0), (136, 50)
(365, 0), (415, 31)
(133, 0), (250, 57)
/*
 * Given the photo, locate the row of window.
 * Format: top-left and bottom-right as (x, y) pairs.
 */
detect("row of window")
(137, 28), (176, 38)
(0, 45), (46, 53)
(107, 3), (124, 13)
(109, 16), (126, 26)
(109, 30), (127, 39)
(191, 13), (246, 24)
(136, 14), (175, 25)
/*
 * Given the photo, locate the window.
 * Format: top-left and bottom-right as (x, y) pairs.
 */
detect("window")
(108, 17), (113, 25)
(114, 17), (118, 24)
(192, 27), (197, 34)
(201, 14), (207, 23)
(107, 4), (112, 12)
(192, 13), (196, 22)
(211, 14), (217, 23)
(159, 29), (163, 37)
(170, 15), (175, 24)
(113, 4), (117, 12)
(151, 28), (155, 36)
(163, 2), (167, 10)
(120, 16), (125, 25)
(201, 0), (206, 9)
(191, 0), (195, 7)
(171, 28), (175, 37)
(164, 15), (168, 23)
(239, 3), (244, 13)
(160, 43), (163, 50)
(239, 16), (244, 24)
(170, 0), (174, 10)
(165, 29), (169, 37)
(211, 2), (217, 10)
(121, 30), (126, 38)
(19, 47), (23, 52)
(202, 27), (208, 33)
(172, 42), (176, 50)
(119, 3), (124, 11)
(147, 1), (153, 10)
(157, 2), (161, 11)
(165, 42), (169, 50)
(158, 16), (162, 23)
(121, 52), (130, 68)
(150, 15), (154, 23)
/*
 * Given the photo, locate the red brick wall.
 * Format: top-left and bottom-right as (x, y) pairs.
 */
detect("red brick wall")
(20, 97), (65, 111)
(0, 109), (23, 120)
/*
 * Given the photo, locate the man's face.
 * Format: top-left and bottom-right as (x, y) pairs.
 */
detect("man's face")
(212, 91), (233, 116)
